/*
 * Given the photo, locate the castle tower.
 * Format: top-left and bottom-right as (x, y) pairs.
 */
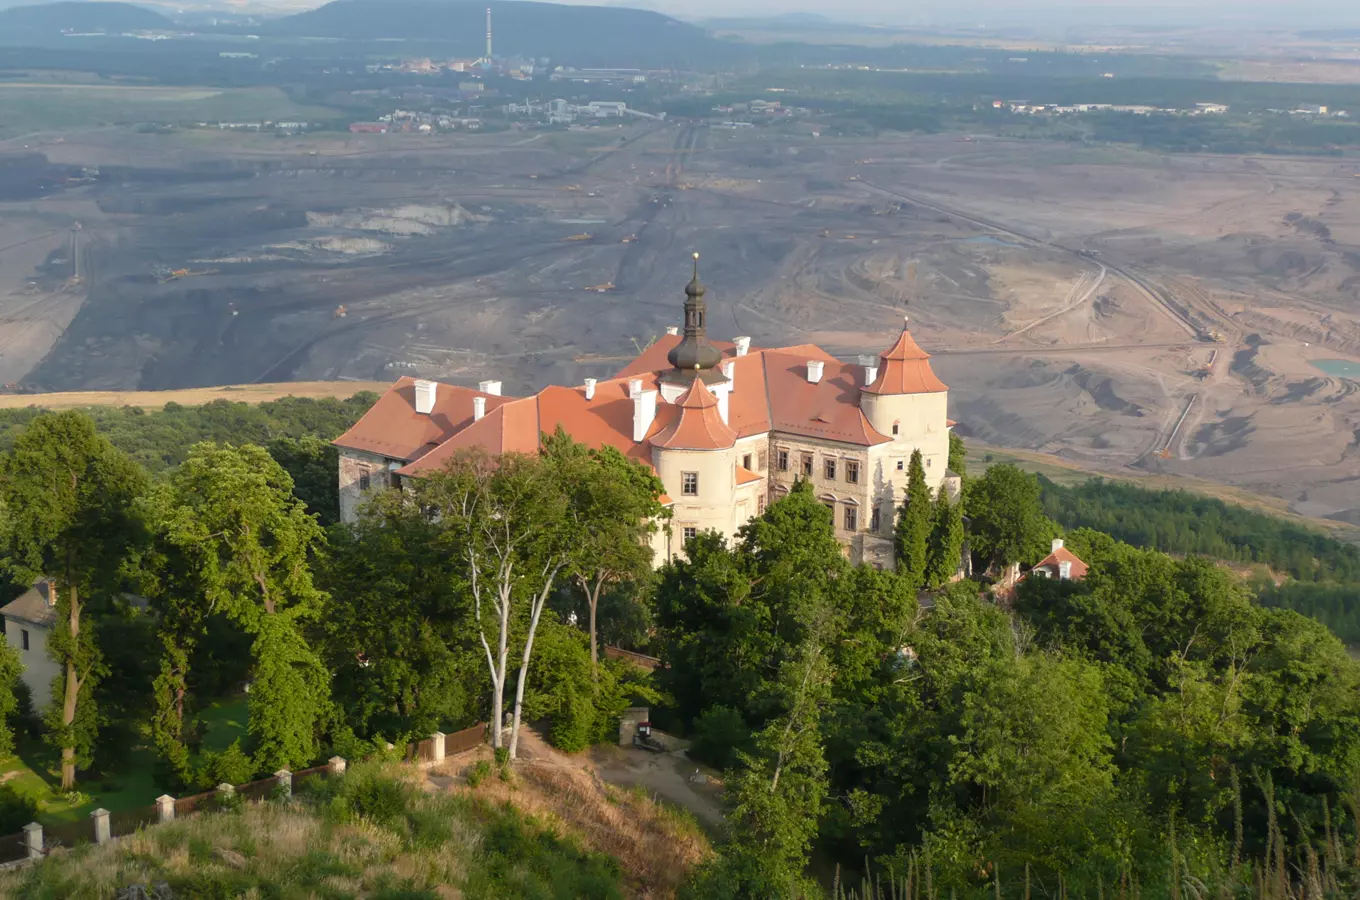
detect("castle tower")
(859, 316), (951, 490)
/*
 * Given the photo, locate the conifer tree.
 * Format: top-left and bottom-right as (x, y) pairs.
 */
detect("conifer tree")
(895, 449), (931, 583)
(926, 489), (964, 588)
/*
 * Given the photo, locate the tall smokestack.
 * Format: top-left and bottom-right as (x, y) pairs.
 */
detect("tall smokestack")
(486, 6), (492, 59)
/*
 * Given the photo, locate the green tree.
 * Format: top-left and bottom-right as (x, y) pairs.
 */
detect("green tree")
(948, 431), (967, 479)
(963, 463), (1056, 571)
(543, 431), (666, 669)
(319, 494), (477, 743)
(894, 449), (931, 583)
(416, 450), (571, 760)
(267, 435), (340, 527)
(148, 443), (330, 772)
(0, 640), (22, 758)
(0, 411), (147, 788)
(924, 489), (963, 589)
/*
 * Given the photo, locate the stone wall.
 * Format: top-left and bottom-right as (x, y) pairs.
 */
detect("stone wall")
(338, 448), (395, 524)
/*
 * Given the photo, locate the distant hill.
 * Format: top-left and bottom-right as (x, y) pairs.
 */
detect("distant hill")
(265, 0), (721, 66)
(0, 1), (174, 32)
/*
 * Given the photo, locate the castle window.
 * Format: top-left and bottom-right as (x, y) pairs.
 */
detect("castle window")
(927, 457), (933, 467)
(824, 458), (837, 480)
(20, 629), (29, 651)
(844, 505), (858, 532)
(892, 422), (900, 435)
(359, 470), (371, 492)
(802, 454), (814, 477)
(871, 506), (882, 532)
(896, 460), (905, 471)
(743, 453), (753, 471)
(845, 460), (860, 484)
(776, 449), (789, 471)
(682, 526), (697, 544)
(681, 472), (699, 496)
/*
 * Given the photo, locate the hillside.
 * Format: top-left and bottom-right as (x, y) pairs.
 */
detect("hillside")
(0, 1), (174, 32)
(266, 0), (721, 65)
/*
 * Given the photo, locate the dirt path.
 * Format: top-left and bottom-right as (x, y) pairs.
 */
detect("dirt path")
(589, 744), (726, 829)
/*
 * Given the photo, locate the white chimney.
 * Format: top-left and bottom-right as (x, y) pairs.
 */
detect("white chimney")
(633, 390), (657, 441)
(665, 325), (679, 336)
(473, 396), (486, 421)
(584, 377), (597, 400)
(722, 360), (735, 388)
(807, 360), (824, 384)
(413, 379), (437, 415)
(628, 378), (644, 398)
(478, 380), (502, 397)
(859, 354), (879, 387)
(1052, 538), (1064, 552)
(734, 336), (751, 357)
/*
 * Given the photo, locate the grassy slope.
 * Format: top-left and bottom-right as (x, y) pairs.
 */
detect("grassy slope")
(0, 759), (709, 899)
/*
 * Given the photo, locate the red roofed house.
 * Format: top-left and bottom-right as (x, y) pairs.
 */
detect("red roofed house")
(334, 261), (956, 569)
(1030, 538), (1089, 582)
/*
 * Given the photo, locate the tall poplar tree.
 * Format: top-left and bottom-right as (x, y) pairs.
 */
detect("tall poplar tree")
(0, 411), (147, 788)
(894, 449), (931, 584)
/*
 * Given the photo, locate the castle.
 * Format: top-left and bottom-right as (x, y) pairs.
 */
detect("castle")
(334, 260), (955, 569)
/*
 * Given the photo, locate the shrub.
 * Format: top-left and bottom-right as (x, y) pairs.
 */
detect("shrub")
(208, 739), (257, 787)
(0, 785), (37, 834)
(334, 765), (414, 827)
(466, 760), (491, 788)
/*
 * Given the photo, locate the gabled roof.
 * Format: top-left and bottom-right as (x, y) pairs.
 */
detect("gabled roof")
(735, 466), (762, 485)
(651, 377), (737, 450)
(1033, 546), (1090, 580)
(863, 318), (948, 396)
(0, 581), (56, 629)
(763, 351), (892, 446)
(334, 376), (515, 461)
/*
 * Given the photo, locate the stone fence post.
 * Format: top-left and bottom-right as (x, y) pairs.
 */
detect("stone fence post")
(21, 822), (41, 860)
(328, 756), (347, 776)
(275, 769), (293, 799)
(431, 731), (446, 763)
(91, 808), (110, 845)
(156, 795), (175, 824)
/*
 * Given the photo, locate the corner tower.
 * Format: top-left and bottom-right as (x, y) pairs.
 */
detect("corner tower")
(860, 316), (951, 491)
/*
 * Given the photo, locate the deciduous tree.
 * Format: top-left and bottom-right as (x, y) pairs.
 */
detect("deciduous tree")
(963, 463), (1056, 571)
(0, 411), (147, 788)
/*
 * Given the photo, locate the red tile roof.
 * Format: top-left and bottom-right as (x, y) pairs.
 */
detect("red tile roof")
(341, 325), (944, 478)
(735, 466), (762, 485)
(651, 377), (737, 450)
(334, 376), (515, 461)
(863, 319), (948, 395)
(1033, 546), (1089, 580)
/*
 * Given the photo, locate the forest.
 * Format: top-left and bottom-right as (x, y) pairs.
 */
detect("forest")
(0, 403), (1357, 898)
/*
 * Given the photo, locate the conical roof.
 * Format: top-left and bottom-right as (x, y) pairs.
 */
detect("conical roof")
(862, 317), (948, 395)
(651, 376), (736, 450)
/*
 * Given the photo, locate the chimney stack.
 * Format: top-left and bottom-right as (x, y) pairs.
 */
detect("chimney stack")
(413, 379), (437, 415)
(473, 396), (486, 421)
(859, 354), (879, 387)
(628, 378), (643, 398)
(665, 325), (679, 336)
(722, 360), (735, 388)
(584, 378), (597, 400)
(1052, 538), (1064, 552)
(633, 390), (657, 442)
(478, 380), (502, 396)
(806, 360), (824, 384)
(734, 336), (751, 357)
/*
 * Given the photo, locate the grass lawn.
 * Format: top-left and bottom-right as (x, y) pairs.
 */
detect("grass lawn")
(0, 695), (250, 828)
